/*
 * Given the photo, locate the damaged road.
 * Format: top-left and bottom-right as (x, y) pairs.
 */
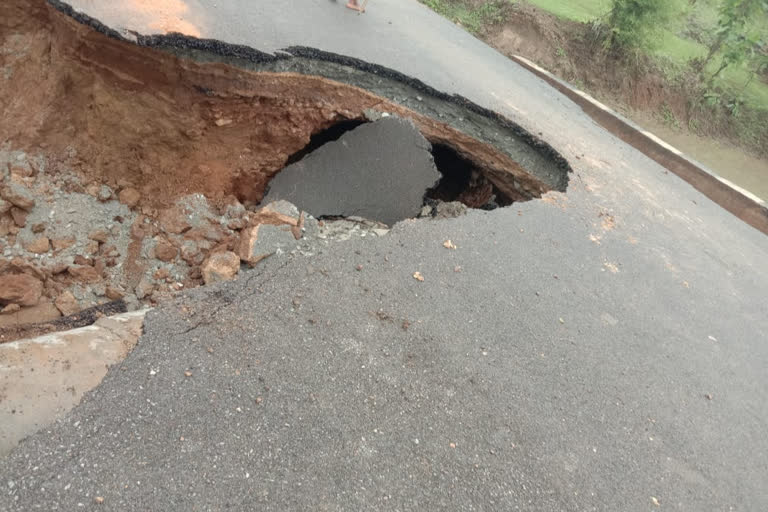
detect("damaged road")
(1, 0), (569, 337)
(1, 0), (768, 511)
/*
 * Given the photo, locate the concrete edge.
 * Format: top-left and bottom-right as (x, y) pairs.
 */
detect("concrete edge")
(0, 309), (149, 349)
(510, 55), (768, 237)
(0, 308), (149, 456)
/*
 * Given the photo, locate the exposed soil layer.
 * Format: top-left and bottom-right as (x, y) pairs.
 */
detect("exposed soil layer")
(1, 0), (563, 211)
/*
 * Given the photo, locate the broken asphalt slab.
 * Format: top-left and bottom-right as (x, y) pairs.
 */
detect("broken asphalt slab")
(263, 117), (440, 226)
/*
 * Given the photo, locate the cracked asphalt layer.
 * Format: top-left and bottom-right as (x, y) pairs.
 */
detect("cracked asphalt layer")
(1, 1), (767, 510)
(2, 189), (767, 510)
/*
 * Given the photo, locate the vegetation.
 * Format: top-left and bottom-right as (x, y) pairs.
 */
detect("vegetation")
(601, 0), (676, 52)
(421, 0), (768, 157)
(420, 0), (511, 34)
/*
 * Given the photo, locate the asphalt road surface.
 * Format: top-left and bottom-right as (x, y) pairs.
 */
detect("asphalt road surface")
(1, 1), (767, 510)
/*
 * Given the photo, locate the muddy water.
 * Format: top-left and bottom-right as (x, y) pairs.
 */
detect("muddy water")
(632, 114), (768, 202)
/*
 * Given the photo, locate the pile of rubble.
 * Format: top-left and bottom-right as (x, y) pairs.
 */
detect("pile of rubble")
(0, 147), (391, 331)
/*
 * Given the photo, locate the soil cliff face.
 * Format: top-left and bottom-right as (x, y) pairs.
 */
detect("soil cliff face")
(1, 0), (550, 209)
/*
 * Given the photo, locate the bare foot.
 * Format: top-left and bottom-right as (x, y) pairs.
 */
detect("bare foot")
(346, 1), (363, 11)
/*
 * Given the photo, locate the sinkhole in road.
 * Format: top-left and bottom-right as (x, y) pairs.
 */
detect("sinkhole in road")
(0, 0), (571, 340)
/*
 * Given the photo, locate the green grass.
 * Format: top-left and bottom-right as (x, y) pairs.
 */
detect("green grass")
(526, 0), (610, 21)
(524, 0), (768, 111)
(651, 33), (707, 64)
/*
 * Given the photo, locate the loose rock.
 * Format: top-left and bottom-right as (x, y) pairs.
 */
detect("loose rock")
(134, 277), (155, 300)
(0, 184), (35, 210)
(202, 251), (240, 284)
(1, 303), (21, 314)
(54, 291), (80, 316)
(88, 230), (108, 243)
(105, 286), (125, 301)
(98, 185), (113, 202)
(67, 265), (101, 283)
(51, 237), (76, 251)
(159, 206), (192, 234)
(154, 237), (178, 262)
(0, 273), (43, 306)
(23, 236), (50, 254)
(9, 207), (27, 228)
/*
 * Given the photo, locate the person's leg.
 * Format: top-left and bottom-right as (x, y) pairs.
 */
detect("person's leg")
(346, 0), (362, 11)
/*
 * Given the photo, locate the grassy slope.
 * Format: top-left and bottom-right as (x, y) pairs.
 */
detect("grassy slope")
(527, 0), (768, 109)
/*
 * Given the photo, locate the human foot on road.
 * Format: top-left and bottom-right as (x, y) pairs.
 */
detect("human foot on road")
(346, 0), (364, 12)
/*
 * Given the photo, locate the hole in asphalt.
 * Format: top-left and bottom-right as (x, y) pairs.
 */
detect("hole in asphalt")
(426, 143), (511, 210)
(284, 120), (367, 166)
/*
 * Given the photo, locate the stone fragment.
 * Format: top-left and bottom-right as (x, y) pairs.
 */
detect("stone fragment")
(227, 217), (246, 230)
(135, 277), (155, 300)
(180, 241), (203, 266)
(262, 200), (300, 219)
(85, 240), (100, 255)
(98, 185), (114, 202)
(23, 236), (50, 254)
(201, 251), (240, 284)
(237, 224), (297, 264)
(51, 236), (76, 251)
(118, 187), (141, 207)
(88, 230), (108, 243)
(0, 198), (10, 214)
(9, 207), (27, 227)
(159, 206), (192, 234)
(72, 255), (92, 266)
(249, 202), (299, 227)
(54, 291), (80, 316)
(0, 273), (43, 306)
(105, 286), (125, 300)
(0, 184), (35, 211)
(67, 265), (101, 283)
(154, 237), (177, 262)
(0, 214), (13, 237)
(435, 201), (468, 219)
(31, 222), (46, 233)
